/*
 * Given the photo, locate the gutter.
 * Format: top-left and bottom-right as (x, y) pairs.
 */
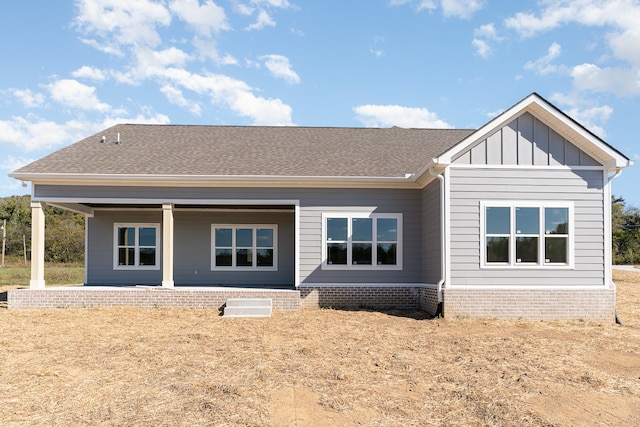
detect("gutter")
(429, 163), (446, 317)
(9, 172), (426, 192)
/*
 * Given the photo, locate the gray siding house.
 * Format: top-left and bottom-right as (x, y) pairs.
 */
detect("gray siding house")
(9, 93), (632, 320)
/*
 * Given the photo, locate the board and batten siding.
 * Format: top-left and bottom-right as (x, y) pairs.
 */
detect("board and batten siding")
(39, 185), (426, 286)
(453, 112), (600, 167)
(448, 167), (605, 287)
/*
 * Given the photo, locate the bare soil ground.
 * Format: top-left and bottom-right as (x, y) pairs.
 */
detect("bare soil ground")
(0, 271), (638, 426)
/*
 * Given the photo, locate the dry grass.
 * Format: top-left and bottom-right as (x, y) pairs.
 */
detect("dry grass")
(0, 271), (638, 426)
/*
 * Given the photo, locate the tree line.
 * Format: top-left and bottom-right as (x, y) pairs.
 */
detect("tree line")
(1, 194), (639, 265)
(612, 197), (640, 265)
(1, 195), (84, 263)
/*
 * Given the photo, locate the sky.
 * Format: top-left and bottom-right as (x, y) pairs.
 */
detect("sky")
(0, 0), (639, 206)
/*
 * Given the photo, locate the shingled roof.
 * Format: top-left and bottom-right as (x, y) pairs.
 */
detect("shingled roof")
(12, 124), (475, 179)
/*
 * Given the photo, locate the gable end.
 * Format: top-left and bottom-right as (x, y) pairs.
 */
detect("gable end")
(453, 112), (600, 167)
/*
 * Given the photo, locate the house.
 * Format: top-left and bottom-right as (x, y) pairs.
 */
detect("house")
(8, 93), (632, 320)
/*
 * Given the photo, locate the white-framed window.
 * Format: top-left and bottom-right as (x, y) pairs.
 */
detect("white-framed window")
(480, 201), (574, 268)
(113, 223), (160, 270)
(211, 225), (277, 270)
(322, 213), (402, 270)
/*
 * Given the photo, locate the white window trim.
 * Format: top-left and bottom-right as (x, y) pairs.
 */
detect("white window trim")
(113, 223), (161, 270)
(211, 224), (278, 271)
(480, 201), (575, 269)
(321, 213), (403, 271)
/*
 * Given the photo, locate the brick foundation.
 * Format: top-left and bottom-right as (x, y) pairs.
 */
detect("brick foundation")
(299, 285), (433, 311)
(7, 287), (301, 311)
(418, 287), (439, 316)
(443, 288), (616, 322)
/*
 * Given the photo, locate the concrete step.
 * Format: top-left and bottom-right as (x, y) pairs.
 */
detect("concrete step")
(224, 298), (272, 318)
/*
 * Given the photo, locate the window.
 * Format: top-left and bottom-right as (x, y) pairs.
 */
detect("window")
(211, 225), (277, 270)
(113, 223), (160, 270)
(323, 213), (402, 270)
(481, 202), (573, 268)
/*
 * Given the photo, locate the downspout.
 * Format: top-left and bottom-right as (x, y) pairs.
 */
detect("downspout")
(608, 167), (624, 325)
(429, 166), (445, 317)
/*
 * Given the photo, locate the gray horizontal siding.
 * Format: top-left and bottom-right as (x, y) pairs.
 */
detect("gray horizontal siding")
(421, 180), (442, 284)
(87, 211), (163, 285)
(448, 167), (606, 287)
(299, 188), (423, 284)
(87, 210), (295, 286)
(69, 185), (425, 285)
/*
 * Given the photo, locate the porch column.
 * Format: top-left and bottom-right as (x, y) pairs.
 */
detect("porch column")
(30, 201), (46, 289)
(162, 203), (174, 288)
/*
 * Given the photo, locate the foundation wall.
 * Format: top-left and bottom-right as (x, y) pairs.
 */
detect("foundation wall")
(8, 287), (301, 311)
(443, 288), (616, 321)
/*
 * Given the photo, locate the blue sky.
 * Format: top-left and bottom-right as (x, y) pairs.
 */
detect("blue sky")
(1, 0), (638, 206)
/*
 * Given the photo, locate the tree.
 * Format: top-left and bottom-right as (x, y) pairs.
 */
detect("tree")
(0, 195), (31, 260)
(0, 196), (85, 263)
(612, 196), (640, 265)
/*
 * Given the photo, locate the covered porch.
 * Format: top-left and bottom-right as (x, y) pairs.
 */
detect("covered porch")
(26, 198), (300, 290)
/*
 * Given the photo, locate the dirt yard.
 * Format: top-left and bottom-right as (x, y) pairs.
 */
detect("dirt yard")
(0, 271), (638, 426)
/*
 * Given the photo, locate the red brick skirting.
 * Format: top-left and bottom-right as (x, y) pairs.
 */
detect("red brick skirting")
(443, 288), (616, 322)
(7, 287), (301, 310)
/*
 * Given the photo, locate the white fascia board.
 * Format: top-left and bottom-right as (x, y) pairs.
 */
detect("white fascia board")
(11, 172), (423, 189)
(435, 93), (631, 170)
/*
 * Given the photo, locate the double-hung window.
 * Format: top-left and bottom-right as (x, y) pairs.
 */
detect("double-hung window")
(323, 213), (402, 270)
(481, 202), (573, 268)
(211, 225), (277, 270)
(113, 223), (160, 270)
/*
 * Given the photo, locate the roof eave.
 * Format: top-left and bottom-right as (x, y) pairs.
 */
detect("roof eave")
(9, 172), (424, 189)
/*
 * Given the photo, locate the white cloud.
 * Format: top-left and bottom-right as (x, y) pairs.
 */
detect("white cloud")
(74, 0), (172, 49)
(169, 0), (229, 37)
(570, 63), (640, 97)
(390, 0), (481, 17)
(505, 1), (640, 99)
(1, 155), (36, 173)
(11, 89), (45, 108)
(416, 0), (437, 11)
(505, 0), (640, 66)
(48, 79), (111, 112)
(0, 116), (94, 151)
(472, 24), (502, 58)
(524, 42), (562, 75)
(0, 112), (170, 153)
(259, 0), (292, 8)
(441, 0), (484, 19)
(261, 54), (300, 84)
(72, 65), (107, 80)
(160, 67), (293, 125)
(234, 3), (254, 15)
(474, 23), (500, 40)
(245, 9), (275, 30)
(353, 104), (451, 128)
(550, 92), (612, 137)
(472, 38), (492, 58)
(160, 84), (202, 115)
